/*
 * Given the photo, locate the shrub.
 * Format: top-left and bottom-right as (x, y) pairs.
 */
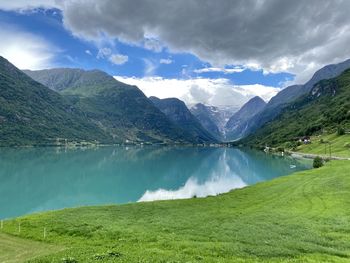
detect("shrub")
(313, 156), (324, 168)
(337, 126), (345, 136)
(277, 147), (284, 152)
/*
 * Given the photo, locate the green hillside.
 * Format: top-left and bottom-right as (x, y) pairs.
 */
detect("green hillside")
(1, 160), (350, 262)
(25, 69), (196, 143)
(295, 133), (350, 158)
(242, 69), (350, 149)
(243, 59), (350, 139)
(0, 57), (112, 146)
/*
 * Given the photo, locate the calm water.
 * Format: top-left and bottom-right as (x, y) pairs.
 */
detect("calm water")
(0, 146), (311, 219)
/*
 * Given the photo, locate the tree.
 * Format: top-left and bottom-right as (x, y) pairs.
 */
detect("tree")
(313, 156), (324, 168)
(337, 126), (345, 136)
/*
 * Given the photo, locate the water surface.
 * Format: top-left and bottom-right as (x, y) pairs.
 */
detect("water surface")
(0, 146), (311, 219)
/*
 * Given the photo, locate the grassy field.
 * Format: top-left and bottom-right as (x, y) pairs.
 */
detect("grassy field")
(1, 160), (350, 262)
(296, 133), (350, 158)
(0, 233), (62, 263)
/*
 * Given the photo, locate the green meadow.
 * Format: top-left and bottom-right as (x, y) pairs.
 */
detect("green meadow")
(296, 133), (350, 158)
(1, 160), (350, 262)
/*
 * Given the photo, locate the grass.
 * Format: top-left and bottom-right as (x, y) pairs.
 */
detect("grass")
(0, 233), (62, 263)
(1, 160), (350, 262)
(296, 133), (350, 158)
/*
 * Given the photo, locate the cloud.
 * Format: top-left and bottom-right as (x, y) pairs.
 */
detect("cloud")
(115, 76), (279, 108)
(29, 0), (350, 84)
(85, 49), (92, 56)
(96, 47), (128, 65)
(109, 53), (128, 65)
(4, 1), (350, 83)
(143, 59), (157, 76)
(0, 0), (58, 11)
(144, 38), (163, 52)
(0, 24), (57, 69)
(96, 47), (112, 59)
(194, 67), (245, 74)
(160, 58), (173, 64)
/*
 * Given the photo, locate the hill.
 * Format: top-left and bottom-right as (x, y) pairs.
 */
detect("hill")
(242, 69), (350, 148)
(24, 68), (194, 143)
(242, 58), (350, 139)
(150, 97), (218, 143)
(0, 57), (111, 146)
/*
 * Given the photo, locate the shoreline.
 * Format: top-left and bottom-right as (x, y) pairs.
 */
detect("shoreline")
(286, 150), (350, 161)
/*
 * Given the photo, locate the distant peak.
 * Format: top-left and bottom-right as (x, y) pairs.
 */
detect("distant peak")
(249, 96), (265, 102)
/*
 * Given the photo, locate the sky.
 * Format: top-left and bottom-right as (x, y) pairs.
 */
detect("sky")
(0, 0), (350, 108)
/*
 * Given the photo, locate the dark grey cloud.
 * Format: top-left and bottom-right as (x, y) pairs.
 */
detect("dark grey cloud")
(2, 0), (350, 82)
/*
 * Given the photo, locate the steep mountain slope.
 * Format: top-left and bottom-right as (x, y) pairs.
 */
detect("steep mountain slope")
(24, 68), (194, 143)
(190, 103), (223, 140)
(242, 69), (350, 147)
(0, 56), (111, 146)
(243, 58), (350, 138)
(225, 96), (266, 141)
(149, 97), (218, 143)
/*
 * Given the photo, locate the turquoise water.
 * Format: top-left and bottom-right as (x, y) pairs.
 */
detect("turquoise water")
(0, 146), (311, 219)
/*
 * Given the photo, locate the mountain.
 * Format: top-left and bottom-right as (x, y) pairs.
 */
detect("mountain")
(190, 103), (223, 140)
(24, 68), (195, 143)
(0, 56), (112, 146)
(225, 96), (266, 141)
(242, 69), (350, 147)
(149, 97), (218, 143)
(242, 58), (350, 138)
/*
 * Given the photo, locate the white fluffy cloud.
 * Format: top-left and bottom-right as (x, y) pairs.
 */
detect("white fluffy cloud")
(0, 24), (56, 69)
(194, 67), (245, 74)
(115, 76), (279, 108)
(109, 54), (128, 65)
(96, 47), (112, 59)
(159, 58), (173, 64)
(97, 47), (128, 65)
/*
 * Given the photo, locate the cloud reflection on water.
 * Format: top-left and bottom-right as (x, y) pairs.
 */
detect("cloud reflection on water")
(139, 150), (247, 201)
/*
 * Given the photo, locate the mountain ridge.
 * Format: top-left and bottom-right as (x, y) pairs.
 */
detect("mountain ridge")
(150, 97), (218, 143)
(242, 68), (350, 147)
(0, 56), (112, 146)
(24, 68), (198, 143)
(239, 58), (350, 139)
(225, 96), (266, 141)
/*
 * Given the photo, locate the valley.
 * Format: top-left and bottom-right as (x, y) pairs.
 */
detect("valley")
(1, 2), (350, 262)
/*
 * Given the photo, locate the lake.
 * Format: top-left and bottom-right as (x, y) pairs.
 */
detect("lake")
(0, 146), (311, 219)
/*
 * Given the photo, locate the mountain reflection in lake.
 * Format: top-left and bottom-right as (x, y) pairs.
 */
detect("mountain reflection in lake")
(0, 146), (311, 218)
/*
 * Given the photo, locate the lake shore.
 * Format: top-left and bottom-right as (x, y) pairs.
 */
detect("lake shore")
(287, 150), (350, 160)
